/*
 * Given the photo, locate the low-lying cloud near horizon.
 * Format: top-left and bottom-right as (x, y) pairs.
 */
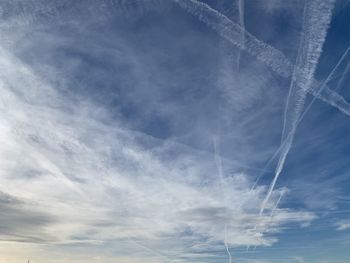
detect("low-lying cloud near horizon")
(1, 1), (350, 262)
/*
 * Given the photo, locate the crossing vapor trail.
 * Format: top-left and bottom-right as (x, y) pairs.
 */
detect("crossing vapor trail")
(173, 0), (350, 117)
(250, 45), (350, 195)
(260, 0), (335, 215)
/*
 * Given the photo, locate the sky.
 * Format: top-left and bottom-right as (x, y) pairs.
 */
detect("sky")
(0, 0), (350, 262)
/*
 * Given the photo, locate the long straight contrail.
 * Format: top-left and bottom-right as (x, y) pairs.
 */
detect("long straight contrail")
(173, 0), (350, 117)
(334, 56), (350, 92)
(301, 45), (350, 119)
(259, 0), (335, 215)
(251, 44), (350, 193)
(258, 45), (350, 204)
(174, 0), (293, 77)
(237, 0), (245, 68)
(5, 0), (350, 117)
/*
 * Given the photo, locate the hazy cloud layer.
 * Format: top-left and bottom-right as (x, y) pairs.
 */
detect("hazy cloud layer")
(1, 1), (350, 262)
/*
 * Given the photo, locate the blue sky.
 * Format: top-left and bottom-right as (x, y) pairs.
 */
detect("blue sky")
(0, 0), (350, 262)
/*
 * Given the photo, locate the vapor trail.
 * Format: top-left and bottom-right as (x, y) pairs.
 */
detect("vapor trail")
(334, 56), (350, 92)
(237, 0), (245, 68)
(213, 137), (232, 263)
(130, 239), (174, 262)
(300, 45), (350, 120)
(270, 190), (285, 218)
(251, 44), (350, 193)
(224, 224), (232, 263)
(260, 0), (335, 215)
(174, 0), (293, 77)
(4, 0), (349, 116)
(213, 136), (225, 186)
(249, 190), (285, 250)
(173, 0), (350, 117)
(0, 47), (89, 200)
(0, 0), (168, 28)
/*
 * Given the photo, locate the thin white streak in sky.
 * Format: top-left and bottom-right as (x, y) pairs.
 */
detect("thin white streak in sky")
(213, 137), (232, 263)
(129, 239), (174, 262)
(173, 0), (350, 117)
(299, 45), (350, 123)
(334, 56), (350, 92)
(237, 0), (245, 68)
(251, 45), (350, 192)
(224, 224), (232, 263)
(260, 0), (335, 215)
(213, 136), (225, 187)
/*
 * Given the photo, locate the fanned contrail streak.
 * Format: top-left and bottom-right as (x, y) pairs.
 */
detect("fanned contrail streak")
(173, 0), (350, 117)
(260, 0), (335, 215)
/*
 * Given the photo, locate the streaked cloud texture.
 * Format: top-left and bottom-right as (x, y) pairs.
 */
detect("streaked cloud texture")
(1, 1), (350, 262)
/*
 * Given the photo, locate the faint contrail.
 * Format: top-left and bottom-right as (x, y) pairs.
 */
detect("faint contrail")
(224, 224), (232, 263)
(251, 44), (350, 192)
(213, 137), (232, 263)
(237, 0), (245, 68)
(4, 0), (350, 116)
(174, 0), (293, 77)
(270, 190), (285, 218)
(213, 136), (225, 186)
(129, 239), (175, 262)
(334, 56), (350, 92)
(173, 0), (350, 117)
(0, 0), (167, 27)
(262, 46), (350, 188)
(250, 190), (285, 251)
(260, 0), (335, 215)
(300, 45), (350, 122)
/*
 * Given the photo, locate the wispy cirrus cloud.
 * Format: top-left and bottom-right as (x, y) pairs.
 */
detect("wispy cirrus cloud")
(1, 1), (349, 263)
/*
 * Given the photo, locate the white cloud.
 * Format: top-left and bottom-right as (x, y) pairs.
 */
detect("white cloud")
(0, 1), (327, 262)
(335, 220), (350, 231)
(0, 43), (316, 261)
